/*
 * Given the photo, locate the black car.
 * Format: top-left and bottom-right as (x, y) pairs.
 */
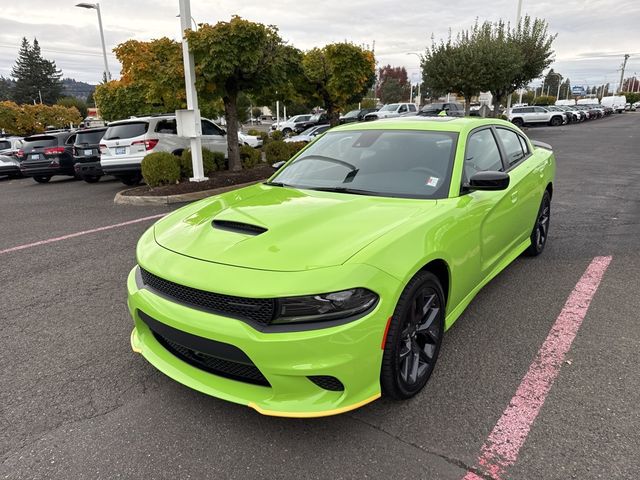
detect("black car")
(339, 108), (379, 124)
(73, 127), (107, 183)
(19, 131), (77, 183)
(295, 113), (329, 133)
(417, 102), (465, 117)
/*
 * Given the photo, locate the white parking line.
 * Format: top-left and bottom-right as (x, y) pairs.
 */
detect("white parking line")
(0, 214), (166, 256)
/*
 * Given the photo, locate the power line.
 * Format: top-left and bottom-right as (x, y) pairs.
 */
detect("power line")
(0, 43), (117, 59)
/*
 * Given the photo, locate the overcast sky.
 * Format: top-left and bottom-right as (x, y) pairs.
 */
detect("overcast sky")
(1, 0), (639, 90)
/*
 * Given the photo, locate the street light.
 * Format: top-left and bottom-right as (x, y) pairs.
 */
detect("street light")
(407, 52), (422, 107)
(76, 3), (111, 81)
(506, 0), (524, 112)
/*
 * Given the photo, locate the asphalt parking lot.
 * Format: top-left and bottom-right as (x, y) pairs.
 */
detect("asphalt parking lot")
(1, 114), (639, 480)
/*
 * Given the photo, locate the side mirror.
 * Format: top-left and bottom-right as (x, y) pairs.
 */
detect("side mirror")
(272, 161), (286, 169)
(466, 171), (510, 191)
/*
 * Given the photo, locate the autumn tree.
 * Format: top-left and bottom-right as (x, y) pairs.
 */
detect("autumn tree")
(186, 16), (299, 171)
(0, 101), (81, 135)
(301, 43), (376, 125)
(377, 65), (410, 103)
(11, 38), (63, 105)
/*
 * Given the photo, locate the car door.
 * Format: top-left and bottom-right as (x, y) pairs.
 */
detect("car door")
(200, 119), (227, 155)
(460, 127), (524, 277)
(533, 106), (548, 123)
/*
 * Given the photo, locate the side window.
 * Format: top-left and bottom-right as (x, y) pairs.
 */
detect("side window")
(398, 105), (407, 113)
(523, 107), (534, 113)
(408, 104), (417, 112)
(464, 129), (503, 182)
(534, 107), (546, 113)
(518, 135), (529, 156)
(65, 134), (76, 145)
(155, 119), (177, 134)
(201, 120), (224, 136)
(496, 128), (526, 167)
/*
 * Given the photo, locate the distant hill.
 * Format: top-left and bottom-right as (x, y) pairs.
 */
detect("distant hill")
(62, 78), (95, 101)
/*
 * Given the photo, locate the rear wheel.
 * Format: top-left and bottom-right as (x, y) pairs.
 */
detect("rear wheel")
(83, 175), (101, 183)
(118, 173), (142, 186)
(282, 128), (292, 136)
(381, 271), (445, 400)
(549, 116), (563, 126)
(33, 176), (51, 183)
(525, 190), (551, 256)
(512, 118), (524, 127)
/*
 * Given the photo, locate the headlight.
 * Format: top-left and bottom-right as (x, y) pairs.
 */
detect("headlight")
(273, 288), (378, 325)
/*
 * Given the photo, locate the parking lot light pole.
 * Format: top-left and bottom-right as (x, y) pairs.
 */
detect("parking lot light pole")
(75, 3), (111, 81)
(178, 0), (206, 182)
(407, 53), (422, 107)
(506, 0), (523, 113)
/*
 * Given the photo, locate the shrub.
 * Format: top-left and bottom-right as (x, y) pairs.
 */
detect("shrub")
(259, 131), (269, 145)
(271, 130), (284, 141)
(141, 152), (180, 187)
(247, 129), (261, 136)
(179, 148), (216, 178)
(240, 145), (261, 169)
(264, 140), (291, 163)
(287, 141), (306, 157)
(212, 151), (227, 171)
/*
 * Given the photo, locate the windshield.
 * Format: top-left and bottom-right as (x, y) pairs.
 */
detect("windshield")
(103, 122), (148, 140)
(422, 103), (444, 111)
(299, 126), (320, 136)
(270, 130), (457, 199)
(379, 104), (399, 112)
(343, 110), (359, 118)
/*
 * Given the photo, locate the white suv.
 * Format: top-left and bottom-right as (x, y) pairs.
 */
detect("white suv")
(270, 114), (313, 135)
(363, 103), (418, 121)
(508, 106), (566, 127)
(100, 115), (228, 185)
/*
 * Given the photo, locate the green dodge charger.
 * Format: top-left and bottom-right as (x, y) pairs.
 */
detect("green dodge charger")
(128, 117), (556, 417)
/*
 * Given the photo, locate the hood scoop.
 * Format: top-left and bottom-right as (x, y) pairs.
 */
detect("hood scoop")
(212, 219), (267, 236)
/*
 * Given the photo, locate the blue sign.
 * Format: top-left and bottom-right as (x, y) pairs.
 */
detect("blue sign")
(571, 86), (586, 96)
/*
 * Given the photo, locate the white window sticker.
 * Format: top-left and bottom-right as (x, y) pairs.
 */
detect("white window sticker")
(426, 176), (439, 187)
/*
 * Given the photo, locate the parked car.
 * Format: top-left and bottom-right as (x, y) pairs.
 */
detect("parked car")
(270, 115), (313, 135)
(0, 136), (24, 155)
(0, 153), (21, 178)
(284, 124), (330, 143)
(18, 131), (77, 183)
(295, 112), (330, 132)
(100, 114), (228, 185)
(547, 105), (577, 123)
(364, 103), (418, 121)
(127, 117), (555, 417)
(73, 127), (108, 183)
(600, 95), (626, 113)
(238, 131), (263, 148)
(508, 106), (566, 127)
(418, 102), (464, 117)
(339, 108), (378, 124)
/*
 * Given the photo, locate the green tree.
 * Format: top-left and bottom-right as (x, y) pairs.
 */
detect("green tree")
(57, 96), (88, 117)
(379, 77), (405, 103)
(94, 81), (158, 121)
(11, 38), (63, 105)
(0, 77), (14, 101)
(86, 90), (95, 107)
(301, 42), (376, 125)
(186, 16), (300, 170)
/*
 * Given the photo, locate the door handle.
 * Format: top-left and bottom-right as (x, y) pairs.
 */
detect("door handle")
(511, 191), (518, 203)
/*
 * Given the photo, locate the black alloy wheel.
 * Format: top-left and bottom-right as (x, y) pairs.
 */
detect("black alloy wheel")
(33, 176), (51, 183)
(381, 271), (445, 400)
(525, 190), (551, 256)
(550, 116), (563, 126)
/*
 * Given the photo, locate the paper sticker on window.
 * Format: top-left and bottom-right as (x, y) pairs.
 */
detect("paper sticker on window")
(426, 176), (439, 187)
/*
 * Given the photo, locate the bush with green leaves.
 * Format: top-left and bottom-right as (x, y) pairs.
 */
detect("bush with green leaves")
(247, 129), (261, 136)
(287, 141), (306, 157)
(271, 130), (284, 141)
(141, 152), (180, 187)
(179, 148), (217, 178)
(259, 131), (269, 145)
(264, 140), (291, 163)
(212, 151), (227, 171)
(240, 145), (261, 169)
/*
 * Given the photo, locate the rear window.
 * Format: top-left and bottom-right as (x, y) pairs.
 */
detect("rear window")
(0, 140), (10, 150)
(103, 122), (149, 140)
(23, 135), (58, 149)
(76, 130), (106, 145)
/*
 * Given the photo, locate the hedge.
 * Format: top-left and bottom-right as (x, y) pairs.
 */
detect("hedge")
(141, 152), (180, 187)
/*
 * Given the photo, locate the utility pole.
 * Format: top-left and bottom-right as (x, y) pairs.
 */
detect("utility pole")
(618, 54), (629, 93)
(506, 0), (524, 113)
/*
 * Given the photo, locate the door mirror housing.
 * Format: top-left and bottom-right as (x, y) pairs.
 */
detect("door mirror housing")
(272, 161), (286, 170)
(466, 171), (510, 191)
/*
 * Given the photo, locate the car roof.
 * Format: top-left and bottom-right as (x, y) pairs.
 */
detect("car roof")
(332, 116), (517, 134)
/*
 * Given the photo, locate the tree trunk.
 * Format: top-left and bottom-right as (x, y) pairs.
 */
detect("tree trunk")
(464, 96), (471, 116)
(223, 91), (241, 171)
(491, 93), (502, 118)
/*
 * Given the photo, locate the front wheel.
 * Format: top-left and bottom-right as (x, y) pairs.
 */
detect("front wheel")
(549, 116), (563, 126)
(381, 271), (445, 400)
(33, 176), (51, 183)
(525, 190), (551, 256)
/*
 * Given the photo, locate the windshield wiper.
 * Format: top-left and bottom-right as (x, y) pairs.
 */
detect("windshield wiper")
(263, 181), (295, 187)
(306, 186), (379, 196)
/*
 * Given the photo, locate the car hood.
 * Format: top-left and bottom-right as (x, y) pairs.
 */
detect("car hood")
(153, 183), (433, 272)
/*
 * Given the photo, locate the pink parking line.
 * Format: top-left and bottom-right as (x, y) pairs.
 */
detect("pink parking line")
(462, 255), (612, 480)
(0, 213), (166, 255)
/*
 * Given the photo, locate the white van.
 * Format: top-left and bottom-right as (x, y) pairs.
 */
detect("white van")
(600, 95), (626, 113)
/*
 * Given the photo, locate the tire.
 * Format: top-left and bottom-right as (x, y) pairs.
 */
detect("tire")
(381, 271), (445, 400)
(119, 173), (142, 186)
(512, 118), (524, 127)
(83, 175), (101, 183)
(282, 128), (292, 136)
(549, 116), (563, 127)
(525, 190), (551, 256)
(33, 176), (51, 183)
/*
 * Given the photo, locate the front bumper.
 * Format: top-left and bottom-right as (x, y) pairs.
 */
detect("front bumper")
(127, 239), (401, 417)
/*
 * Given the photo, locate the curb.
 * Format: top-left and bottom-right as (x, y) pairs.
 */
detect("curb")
(114, 180), (266, 206)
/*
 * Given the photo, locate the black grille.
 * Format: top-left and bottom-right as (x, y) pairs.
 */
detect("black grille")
(212, 219), (267, 236)
(308, 375), (344, 391)
(139, 310), (270, 387)
(140, 268), (275, 324)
